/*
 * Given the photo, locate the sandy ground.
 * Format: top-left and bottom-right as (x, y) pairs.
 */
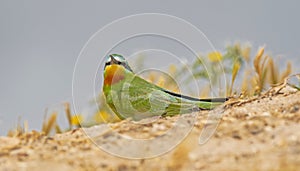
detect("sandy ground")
(0, 86), (300, 171)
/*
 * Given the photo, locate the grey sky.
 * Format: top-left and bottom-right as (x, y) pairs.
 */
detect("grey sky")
(0, 1), (299, 135)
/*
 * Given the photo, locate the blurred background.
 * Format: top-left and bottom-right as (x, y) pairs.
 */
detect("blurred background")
(0, 0), (300, 135)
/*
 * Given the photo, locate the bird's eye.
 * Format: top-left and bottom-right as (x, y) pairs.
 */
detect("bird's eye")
(117, 61), (122, 65)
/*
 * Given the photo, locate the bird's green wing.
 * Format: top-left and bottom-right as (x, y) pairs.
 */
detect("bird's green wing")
(122, 75), (198, 119)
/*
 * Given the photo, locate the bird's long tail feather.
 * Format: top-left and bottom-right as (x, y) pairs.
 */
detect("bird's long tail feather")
(163, 89), (228, 103)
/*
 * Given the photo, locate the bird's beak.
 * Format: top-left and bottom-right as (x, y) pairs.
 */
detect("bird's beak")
(109, 55), (118, 64)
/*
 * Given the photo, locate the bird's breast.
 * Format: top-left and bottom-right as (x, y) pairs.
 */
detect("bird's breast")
(104, 65), (125, 85)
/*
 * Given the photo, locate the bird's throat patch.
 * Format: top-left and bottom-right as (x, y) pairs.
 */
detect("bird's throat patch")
(104, 65), (125, 85)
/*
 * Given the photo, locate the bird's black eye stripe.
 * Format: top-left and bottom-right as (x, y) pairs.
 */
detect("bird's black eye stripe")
(104, 61), (124, 67)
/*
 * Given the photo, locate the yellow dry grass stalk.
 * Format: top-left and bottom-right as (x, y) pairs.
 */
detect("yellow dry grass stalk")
(64, 102), (72, 129)
(7, 118), (28, 137)
(55, 124), (62, 134)
(238, 46), (292, 96)
(253, 47), (269, 94)
(268, 57), (278, 85)
(267, 58), (292, 86)
(229, 60), (241, 95)
(42, 112), (57, 135)
(39, 103), (86, 134)
(241, 69), (250, 97)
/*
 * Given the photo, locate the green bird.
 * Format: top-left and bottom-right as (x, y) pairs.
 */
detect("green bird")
(103, 54), (227, 120)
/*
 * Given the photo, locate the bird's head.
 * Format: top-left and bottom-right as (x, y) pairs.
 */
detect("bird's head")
(103, 54), (133, 86)
(104, 54), (133, 72)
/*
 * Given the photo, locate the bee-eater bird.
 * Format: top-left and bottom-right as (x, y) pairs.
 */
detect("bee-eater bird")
(103, 54), (228, 120)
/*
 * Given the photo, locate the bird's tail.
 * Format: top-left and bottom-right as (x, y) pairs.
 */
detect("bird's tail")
(163, 89), (228, 110)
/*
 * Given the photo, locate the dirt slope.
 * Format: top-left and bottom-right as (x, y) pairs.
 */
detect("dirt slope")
(1, 87), (300, 171)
